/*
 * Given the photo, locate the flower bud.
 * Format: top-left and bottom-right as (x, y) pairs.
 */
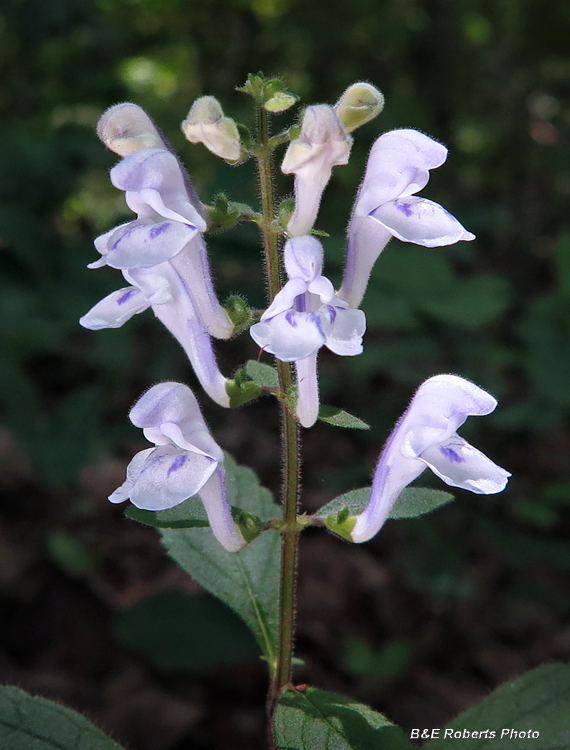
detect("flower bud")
(334, 82), (385, 133)
(97, 103), (168, 156)
(181, 96), (241, 162)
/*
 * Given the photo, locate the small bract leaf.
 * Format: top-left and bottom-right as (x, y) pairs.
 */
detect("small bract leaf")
(316, 486), (454, 521)
(278, 197), (295, 229)
(318, 405), (370, 430)
(245, 360), (280, 389)
(424, 662), (570, 750)
(274, 686), (414, 750)
(226, 377), (262, 408)
(0, 686), (126, 750)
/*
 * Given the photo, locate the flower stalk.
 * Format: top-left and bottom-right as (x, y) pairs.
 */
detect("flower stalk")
(253, 94), (301, 736)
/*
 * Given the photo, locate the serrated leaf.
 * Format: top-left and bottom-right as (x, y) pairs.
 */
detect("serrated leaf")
(160, 455), (281, 669)
(316, 486), (454, 521)
(245, 359), (280, 389)
(0, 686), (125, 750)
(114, 591), (260, 672)
(273, 686), (414, 750)
(318, 405), (370, 430)
(425, 662), (570, 749)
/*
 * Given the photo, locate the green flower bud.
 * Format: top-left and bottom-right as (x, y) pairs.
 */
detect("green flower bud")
(334, 82), (385, 133)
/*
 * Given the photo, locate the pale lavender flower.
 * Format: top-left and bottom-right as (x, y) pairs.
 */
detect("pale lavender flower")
(80, 148), (233, 407)
(84, 147), (232, 340)
(281, 105), (352, 237)
(250, 236), (365, 427)
(350, 375), (510, 543)
(339, 129), (475, 309)
(109, 382), (245, 552)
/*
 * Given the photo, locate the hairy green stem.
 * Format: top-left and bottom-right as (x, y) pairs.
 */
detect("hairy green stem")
(254, 99), (301, 744)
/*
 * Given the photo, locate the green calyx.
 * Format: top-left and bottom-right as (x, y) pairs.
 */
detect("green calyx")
(232, 508), (264, 544)
(207, 193), (255, 232)
(324, 507), (356, 542)
(226, 372), (262, 408)
(225, 295), (254, 332)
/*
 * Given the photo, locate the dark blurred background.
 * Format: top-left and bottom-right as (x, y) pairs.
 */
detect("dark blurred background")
(1, 0), (570, 747)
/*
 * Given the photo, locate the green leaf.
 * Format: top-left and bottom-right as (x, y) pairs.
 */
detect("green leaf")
(245, 359), (280, 389)
(160, 455), (281, 669)
(424, 662), (570, 749)
(125, 499), (210, 529)
(273, 686), (414, 750)
(114, 590), (260, 672)
(0, 686), (125, 749)
(318, 405), (370, 430)
(316, 486), (454, 522)
(388, 487), (455, 519)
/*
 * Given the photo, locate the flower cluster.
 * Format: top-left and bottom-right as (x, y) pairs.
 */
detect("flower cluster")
(81, 85), (509, 550)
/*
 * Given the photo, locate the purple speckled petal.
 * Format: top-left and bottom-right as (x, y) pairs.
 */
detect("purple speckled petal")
(104, 219), (198, 269)
(419, 435), (511, 494)
(324, 304), (366, 356)
(250, 310), (326, 361)
(79, 286), (149, 330)
(350, 374), (509, 543)
(260, 277), (308, 321)
(126, 444), (217, 511)
(370, 196), (476, 248)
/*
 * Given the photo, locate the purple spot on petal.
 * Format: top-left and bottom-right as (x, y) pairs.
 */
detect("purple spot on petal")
(294, 294), (306, 312)
(325, 305), (337, 323)
(311, 312), (326, 339)
(111, 223), (138, 251)
(285, 311), (298, 328)
(168, 453), (188, 475)
(149, 222), (170, 239)
(440, 446), (464, 463)
(117, 289), (137, 305)
(396, 202), (414, 217)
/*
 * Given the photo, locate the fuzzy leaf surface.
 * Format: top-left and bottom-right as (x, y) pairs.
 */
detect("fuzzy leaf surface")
(0, 686), (125, 749)
(160, 455), (281, 668)
(318, 406), (370, 430)
(425, 663), (570, 749)
(274, 686), (414, 750)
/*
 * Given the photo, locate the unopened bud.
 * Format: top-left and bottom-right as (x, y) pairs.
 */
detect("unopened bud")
(182, 96), (241, 162)
(334, 82), (384, 133)
(97, 103), (167, 155)
(281, 105), (350, 174)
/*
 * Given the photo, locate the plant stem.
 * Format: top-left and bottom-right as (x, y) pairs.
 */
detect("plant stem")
(254, 99), (301, 743)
